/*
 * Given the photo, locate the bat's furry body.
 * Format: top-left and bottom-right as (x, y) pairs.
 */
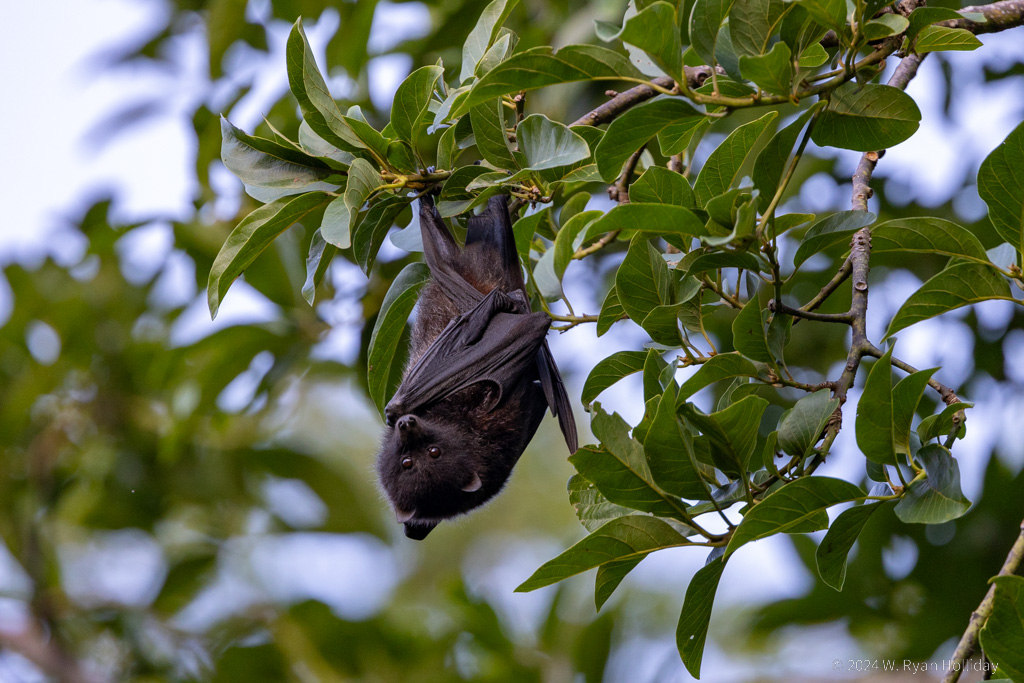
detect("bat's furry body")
(377, 195), (577, 540)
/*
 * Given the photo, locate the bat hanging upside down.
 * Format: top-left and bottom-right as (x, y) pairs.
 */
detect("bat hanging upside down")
(377, 194), (578, 540)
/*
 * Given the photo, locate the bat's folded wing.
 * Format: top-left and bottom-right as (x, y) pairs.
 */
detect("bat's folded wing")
(385, 289), (552, 422)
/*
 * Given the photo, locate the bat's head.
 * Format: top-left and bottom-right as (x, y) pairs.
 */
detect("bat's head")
(376, 412), (505, 540)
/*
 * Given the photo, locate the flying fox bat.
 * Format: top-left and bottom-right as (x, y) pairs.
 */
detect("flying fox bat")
(377, 194), (578, 540)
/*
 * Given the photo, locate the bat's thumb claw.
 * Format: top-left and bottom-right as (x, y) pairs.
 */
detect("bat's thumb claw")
(462, 473), (483, 493)
(395, 507), (415, 523)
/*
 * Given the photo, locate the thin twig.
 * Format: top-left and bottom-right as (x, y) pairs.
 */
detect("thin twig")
(942, 518), (1024, 683)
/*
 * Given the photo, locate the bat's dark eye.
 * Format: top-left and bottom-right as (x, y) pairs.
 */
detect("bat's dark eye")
(428, 446), (440, 459)
(401, 457), (413, 469)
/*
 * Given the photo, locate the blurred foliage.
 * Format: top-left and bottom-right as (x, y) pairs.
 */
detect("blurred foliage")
(2, 0), (1024, 681)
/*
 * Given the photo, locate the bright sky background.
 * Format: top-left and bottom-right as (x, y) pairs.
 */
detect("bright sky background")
(2, 1), (1024, 679)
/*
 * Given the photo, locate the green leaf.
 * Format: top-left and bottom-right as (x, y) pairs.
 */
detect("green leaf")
(677, 251), (761, 280)
(517, 114), (591, 170)
(871, 217), (990, 262)
(732, 299), (773, 363)
(915, 25), (982, 53)
(906, 6), (962, 40)
(568, 471), (640, 532)
(286, 20), (362, 153)
(778, 389), (838, 457)
(863, 14), (908, 40)
(390, 65), (444, 143)
(680, 396), (768, 478)
(730, 0), (790, 57)
(753, 104), (823, 212)
(797, 42), (829, 67)
(694, 111), (778, 207)
(342, 108), (391, 163)
(979, 576), (1024, 683)
(792, 210), (875, 268)
(676, 556), (727, 678)
(811, 83), (921, 152)
(815, 501), (889, 591)
(594, 559), (643, 610)
(353, 195), (411, 275)
(587, 204), (709, 242)
(856, 345), (897, 465)
(208, 192), (331, 318)
(659, 117), (710, 156)
(220, 117), (337, 199)
(595, 97), (705, 182)
(886, 262), (1014, 337)
(630, 166), (697, 208)
(367, 262), (431, 415)
(320, 158), (378, 249)
(978, 120), (1024, 254)
(301, 229), (337, 305)
(471, 99), (519, 171)
(553, 210), (602, 280)
(917, 401), (973, 442)
(437, 165), (495, 216)
(690, 0), (737, 66)
(572, 406), (685, 519)
(461, 0), (521, 83)
(459, 45), (646, 116)
(598, 286), (625, 336)
(516, 515), (690, 592)
(677, 353), (760, 401)
(725, 477), (866, 556)
(645, 385), (709, 499)
(793, 0), (847, 33)
(894, 444), (971, 523)
(891, 368), (937, 456)
(739, 41), (793, 96)
(582, 351), (649, 405)
(618, 1), (685, 82)
(616, 237), (671, 326)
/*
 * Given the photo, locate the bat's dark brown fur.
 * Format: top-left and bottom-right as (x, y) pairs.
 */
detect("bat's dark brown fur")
(377, 195), (576, 540)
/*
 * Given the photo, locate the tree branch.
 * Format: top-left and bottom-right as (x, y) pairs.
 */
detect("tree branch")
(945, 0), (1024, 33)
(941, 518), (1024, 683)
(570, 67), (721, 127)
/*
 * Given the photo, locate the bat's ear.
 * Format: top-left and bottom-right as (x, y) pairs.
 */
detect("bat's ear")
(404, 520), (438, 540)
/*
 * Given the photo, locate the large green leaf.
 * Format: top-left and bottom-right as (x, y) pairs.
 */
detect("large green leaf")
(516, 515), (691, 592)
(732, 299), (773, 363)
(572, 406), (686, 519)
(645, 385), (709, 500)
(597, 286), (626, 336)
(367, 262), (431, 415)
(894, 444), (971, 523)
(594, 97), (704, 182)
(739, 41), (793, 96)
(792, 210), (875, 267)
(815, 501), (889, 591)
(794, 0), (847, 32)
(516, 114), (591, 171)
(390, 65), (444, 143)
(677, 353), (760, 402)
(568, 472), (640, 532)
(460, 0), (520, 82)
(353, 195), (411, 275)
(694, 111), (778, 207)
(630, 166), (697, 207)
(618, 1), (685, 82)
(915, 25), (983, 53)
(811, 83), (921, 152)
(680, 395), (768, 478)
(978, 120), (1024, 254)
(725, 477), (866, 556)
(891, 368), (937, 457)
(208, 191), (331, 318)
(730, 0), (789, 57)
(615, 237), (672, 325)
(905, 6), (963, 40)
(886, 262), (1014, 337)
(676, 556), (727, 678)
(856, 345), (897, 465)
(979, 576), (1024, 682)
(458, 45), (646, 116)
(587, 204), (709, 242)
(582, 351), (649, 405)
(286, 20), (362, 153)
(871, 217), (990, 262)
(320, 158), (378, 249)
(220, 117), (337, 199)
(471, 99), (519, 170)
(778, 389), (838, 457)
(917, 401), (974, 443)
(690, 0), (737, 66)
